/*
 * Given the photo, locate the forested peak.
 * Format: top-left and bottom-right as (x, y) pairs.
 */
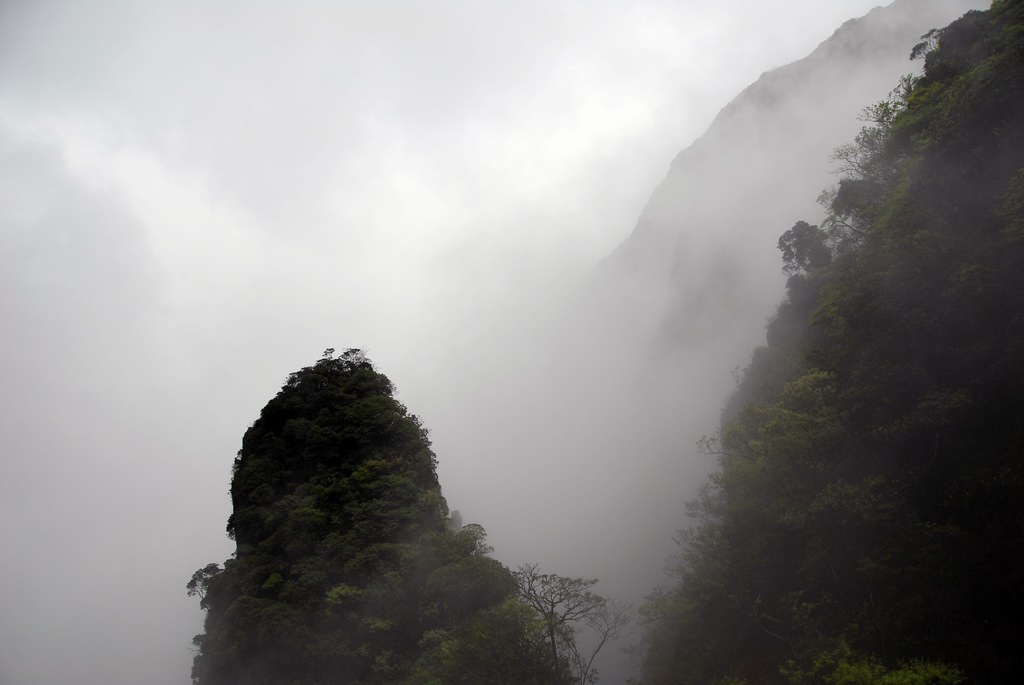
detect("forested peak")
(191, 350), (632, 685)
(228, 347), (441, 548)
(193, 349), (454, 684)
(244, 348), (403, 449)
(278, 348), (394, 404)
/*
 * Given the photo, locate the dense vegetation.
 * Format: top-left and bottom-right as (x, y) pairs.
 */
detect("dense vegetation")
(189, 349), (629, 685)
(637, 1), (1024, 683)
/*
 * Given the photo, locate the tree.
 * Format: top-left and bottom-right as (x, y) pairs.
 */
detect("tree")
(566, 598), (632, 685)
(777, 221), (831, 276)
(186, 563), (221, 605)
(515, 564), (632, 685)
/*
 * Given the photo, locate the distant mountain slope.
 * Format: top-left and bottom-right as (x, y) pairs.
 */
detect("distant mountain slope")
(591, 0), (985, 363)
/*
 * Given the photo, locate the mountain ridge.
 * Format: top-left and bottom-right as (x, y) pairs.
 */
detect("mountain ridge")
(598, 0), (985, 330)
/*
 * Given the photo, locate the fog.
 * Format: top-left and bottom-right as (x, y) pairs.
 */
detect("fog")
(0, 1), (981, 683)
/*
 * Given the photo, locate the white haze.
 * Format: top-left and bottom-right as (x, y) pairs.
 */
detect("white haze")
(0, 1), (981, 683)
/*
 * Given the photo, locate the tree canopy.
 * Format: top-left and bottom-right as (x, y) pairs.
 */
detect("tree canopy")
(190, 349), (522, 684)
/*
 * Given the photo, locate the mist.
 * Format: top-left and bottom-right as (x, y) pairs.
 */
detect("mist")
(0, 1), (983, 683)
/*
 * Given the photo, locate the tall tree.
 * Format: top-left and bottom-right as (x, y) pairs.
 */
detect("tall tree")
(515, 564), (632, 685)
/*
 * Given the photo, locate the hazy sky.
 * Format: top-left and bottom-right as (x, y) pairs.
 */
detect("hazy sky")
(0, 2), (914, 683)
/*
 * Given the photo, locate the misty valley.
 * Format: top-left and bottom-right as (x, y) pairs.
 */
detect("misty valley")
(186, 1), (1024, 684)
(3, 0), (1022, 684)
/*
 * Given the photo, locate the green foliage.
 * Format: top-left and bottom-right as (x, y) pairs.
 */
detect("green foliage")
(186, 563), (222, 608)
(408, 598), (558, 685)
(778, 221), (832, 276)
(189, 350), (547, 685)
(782, 643), (964, 685)
(638, 2), (1024, 683)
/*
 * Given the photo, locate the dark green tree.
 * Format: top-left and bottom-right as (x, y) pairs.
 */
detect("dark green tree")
(777, 221), (831, 275)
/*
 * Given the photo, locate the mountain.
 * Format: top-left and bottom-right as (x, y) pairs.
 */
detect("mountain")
(189, 350), (556, 685)
(636, 0), (1024, 681)
(519, 2), (991, 678)
(529, 0), (989, 619)
(590, 0), (985, 364)
(188, 350), (627, 685)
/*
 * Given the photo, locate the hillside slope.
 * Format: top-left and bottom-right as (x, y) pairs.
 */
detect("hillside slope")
(637, 1), (1024, 681)
(531, 0), (987, 623)
(591, 0), (984, 362)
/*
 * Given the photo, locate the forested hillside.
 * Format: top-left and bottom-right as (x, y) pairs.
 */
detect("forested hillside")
(548, 3), (985, 615)
(637, 1), (1024, 683)
(189, 349), (629, 685)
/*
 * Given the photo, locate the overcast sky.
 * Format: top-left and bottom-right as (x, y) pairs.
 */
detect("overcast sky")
(0, 2), (908, 683)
